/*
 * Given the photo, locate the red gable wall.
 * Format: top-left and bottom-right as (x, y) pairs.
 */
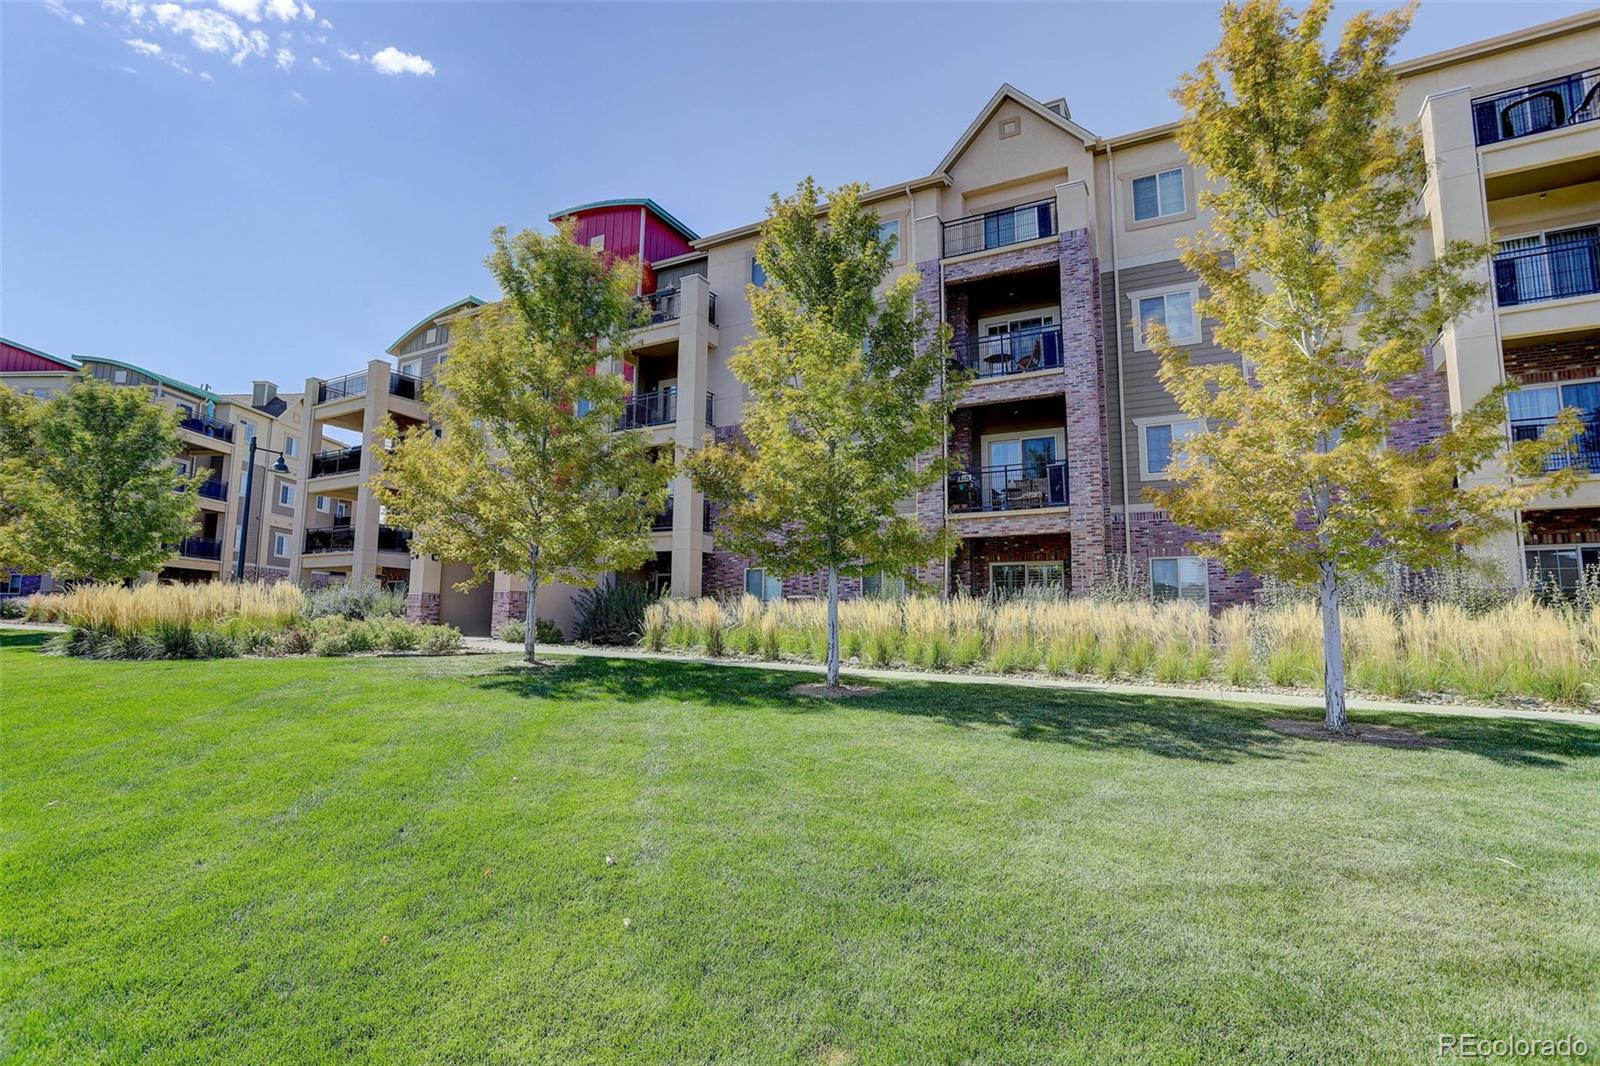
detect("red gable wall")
(0, 341), (73, 373)
(560, 204), (695, 294)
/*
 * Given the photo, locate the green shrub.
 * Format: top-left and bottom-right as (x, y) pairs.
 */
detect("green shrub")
(498, 619), (564, 645)
(271, 626), (316, 656)
(417, 625), (463, 655)
(307, 578), (405, 621)
(574, 581), (654, 645)
(0, 597), (26, 620)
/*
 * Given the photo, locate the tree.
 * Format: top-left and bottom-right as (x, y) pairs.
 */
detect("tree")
(373, 223), (671, 664)
(687, 179), (960, 689)
(3, 379), (206, 583)
(1149, 0), (1578, 733)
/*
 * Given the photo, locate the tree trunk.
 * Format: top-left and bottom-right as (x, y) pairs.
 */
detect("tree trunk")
(1319, 561), (1350, 734)
(826, 564), (841, 688)
(525, 543), (540, 665)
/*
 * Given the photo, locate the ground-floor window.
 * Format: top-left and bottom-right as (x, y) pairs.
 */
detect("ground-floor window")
(4, 571), (23, 596)
(989, 561), (1065, 596)
(745, 568), (782, 602)
(1152, 557), (1209, 605)
(1526, 545), (1600, 597)
(862, 570), (907, 599)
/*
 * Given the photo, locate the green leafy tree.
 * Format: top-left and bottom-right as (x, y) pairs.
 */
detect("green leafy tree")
(1150, 0), (1578, 732)
(688, 179), (960, 688)
(373, 223), (671, 664)
(4, 379), (206, 582)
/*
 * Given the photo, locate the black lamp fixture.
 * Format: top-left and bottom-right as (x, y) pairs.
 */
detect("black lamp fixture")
(235, 434), (292, 581)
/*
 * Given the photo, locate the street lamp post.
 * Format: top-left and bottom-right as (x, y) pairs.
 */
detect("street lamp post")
(236, 435), (291, 582)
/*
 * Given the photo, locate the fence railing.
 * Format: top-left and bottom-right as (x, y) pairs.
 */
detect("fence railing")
(948, 460), (1069, 513)
(1472, 67), (1600, 146)
(652, 498), (674, 531)
(942, 199), (1057, 258)
(620, 386), (678, 429)
(303, 526), (355, 554)
(310, 445), (363, 478)
(317, 371), (368, 404)
(1493, 237), (1600, 307)
(197, 478), (227, 501)
(178, 415), (235, 443)
(640, 288), (680, 325)
(377, 525), (412, 553)
(1512, 415), (1600, 473)
(389, 371), (424, 400)
(178, 536), (223, 560)
(952, 325), (1064, 378)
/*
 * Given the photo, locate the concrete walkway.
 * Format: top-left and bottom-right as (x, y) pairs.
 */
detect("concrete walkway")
(465, 637), (1600, 727)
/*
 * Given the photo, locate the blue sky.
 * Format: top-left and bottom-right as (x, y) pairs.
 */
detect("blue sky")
(3, 1), (1591, 393)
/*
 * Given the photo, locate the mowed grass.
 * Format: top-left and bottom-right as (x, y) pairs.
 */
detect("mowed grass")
(2, 630), (1597, 1065)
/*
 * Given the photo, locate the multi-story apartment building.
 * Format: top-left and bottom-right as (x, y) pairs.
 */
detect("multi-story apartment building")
(1, 346), (307, 587)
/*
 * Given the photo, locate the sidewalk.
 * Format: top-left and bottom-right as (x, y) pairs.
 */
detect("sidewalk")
(465, 637), (1600, 727)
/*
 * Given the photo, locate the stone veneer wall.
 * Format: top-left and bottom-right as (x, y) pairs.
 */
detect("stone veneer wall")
(239, 565), (290, 584)
(405, 592), (441, 624)
(491, 590), (527, 633)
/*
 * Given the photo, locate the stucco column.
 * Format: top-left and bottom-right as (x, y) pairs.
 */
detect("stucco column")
(351, 358), (390, 582)
(1056, 181), (1112, 591)
(669, 274), (712, 597)
(288, 375), (320, 584)
(1419, 87), (1520, 580)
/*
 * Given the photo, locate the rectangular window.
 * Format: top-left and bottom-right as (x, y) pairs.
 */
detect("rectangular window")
(4, 571), (23, 596)
(425, 327), (439, 345)
(113, 369), (128, 384)
(272, 532), (290, 558)
(315, 494), (328, 512)
(1526, 546), (1600, 597)
(751, 257), (767, 288)
(400, 361), (419, 377)
(283, 435), (297, 457)
(989, 561), (1066, 596)
(1152, 557), (1209, 604)
(1132, 168), (1186, 222)
(862, 571), (907, 599)
(1141, 418), (1206, 479)
(877, 219), (902, 260)
(278, 483), (295, 507)
(1136, 288), (1199, 347)
(589, 233), (605, 252)
(744, 568), (781, 602)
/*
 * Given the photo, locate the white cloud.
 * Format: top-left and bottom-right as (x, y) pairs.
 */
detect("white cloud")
(369, 46), (434, 77)
(118, 64), (139, 74)
(199, 70), (214, 81)
(125, 36), (161, 54)
(274, 46), (294, 71)
(102, 0), (146, 16)
(216, 0), (259, 19)
(338, 47), (360, 63)
(318, 16), (329, 28)
(152, 3), (267, 65)
(310, 55), (327, 70)
(289, 88), (307, 104)
(217, 0), (311, 22)
(44, 0), (87, 25)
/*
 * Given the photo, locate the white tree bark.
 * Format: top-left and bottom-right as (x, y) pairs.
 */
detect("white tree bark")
(826, 564), (840, 688)
(524, 543), (540, 665)
(1319, 561), (1350, 734)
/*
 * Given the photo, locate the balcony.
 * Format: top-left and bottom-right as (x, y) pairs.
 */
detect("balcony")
(1472, 68), (1599, 147)
(310, 445), (363, 478)
(317, 371), (367, 404)
(949, 461), (1069, 513)
(178, 536), (222, 560)
(389, 371), (424, 401)
(637, 288), (717, 327)
(304, 526), (355, 554)
(1512, 415), (1600, 474)
(377, 525), (413, 553)
(942, 199), (1057, 259)
(953, 326), (1063, 378)
(650, 497), (712, 533)
(178, 415), (234, 443)
(197, 478), (227, 501)
(1493, 237), (1600, 307)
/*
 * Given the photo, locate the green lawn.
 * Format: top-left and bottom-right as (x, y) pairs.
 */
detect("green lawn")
(3, 629), (1597, 1064)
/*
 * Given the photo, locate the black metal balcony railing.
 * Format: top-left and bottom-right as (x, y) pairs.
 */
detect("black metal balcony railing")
(953, 326), (1064, 378)
(317, 371), (368, 404)
(310, 446), (363, 478)
(1512, 415), (1600, 474)
(704, 391), (716, 428)
(178, 415), (234, 443)
(703, 496), (712, 533)
(652, 498), (674, 531)
(389, 371), (424, 400)
(303, 526), (355, 554)
(377, 525), (413, 553)
(949, 460), (1069, 513)
(197, 478), (227, 501)
(942, 199), (1057, 258)
(620, 387), (678, 429)
(1493, 237), (1600, 307)
(178, 536), (223, 560)
(1472, 67), (1600, 146)
(641, 288), (681, 325)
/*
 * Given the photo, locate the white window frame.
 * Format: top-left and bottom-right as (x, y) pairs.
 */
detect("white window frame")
(751, 256), (767, 287)
(283, 435), (297, 457)
(1128, 283), (1202, 350)
(1136, 415), (1207, 481)
(424, 326), (439, 345)
(272, 532), (290, 558)
(400, 360), (420, 377)
(1131, 167), (1188, 223)
(877, 218), (904, 264)
(4, 571), (23, 596)
(113, 369), (128, 384)
(862, 570), (908, 600)
(988, 560), (1066, 594)
(589, 233), (605, 252)
(315, 494), (328, 513)
(744, 567), (782, 602)
(278, 483), (295, 507)
(980, 427), (1066, 470)
(1151, 557), (1210, 605)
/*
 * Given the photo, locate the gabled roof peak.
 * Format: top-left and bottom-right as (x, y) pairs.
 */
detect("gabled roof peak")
(936, 83), (1098, 175)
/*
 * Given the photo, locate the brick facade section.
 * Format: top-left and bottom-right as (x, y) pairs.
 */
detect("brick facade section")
(1522, 507), (1600, 545)
(951, 534), (1073, 595)
(239, 565), (290, 584)
(1115, 511), (1261, 609)
(491, 590), (527, 633)
(1389, 365), (1452, 452)
(1058, 227), (1111, 591)
(1504, 337), (1600, 384)
(405, 592), (441, 624)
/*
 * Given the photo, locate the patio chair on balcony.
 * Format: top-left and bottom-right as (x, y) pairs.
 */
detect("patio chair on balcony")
(1006, 476), (1047, 509)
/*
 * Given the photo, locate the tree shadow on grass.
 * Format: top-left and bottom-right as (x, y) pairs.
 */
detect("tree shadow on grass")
(0, 630), (54, 651)
(477, 656), (1600, 769)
